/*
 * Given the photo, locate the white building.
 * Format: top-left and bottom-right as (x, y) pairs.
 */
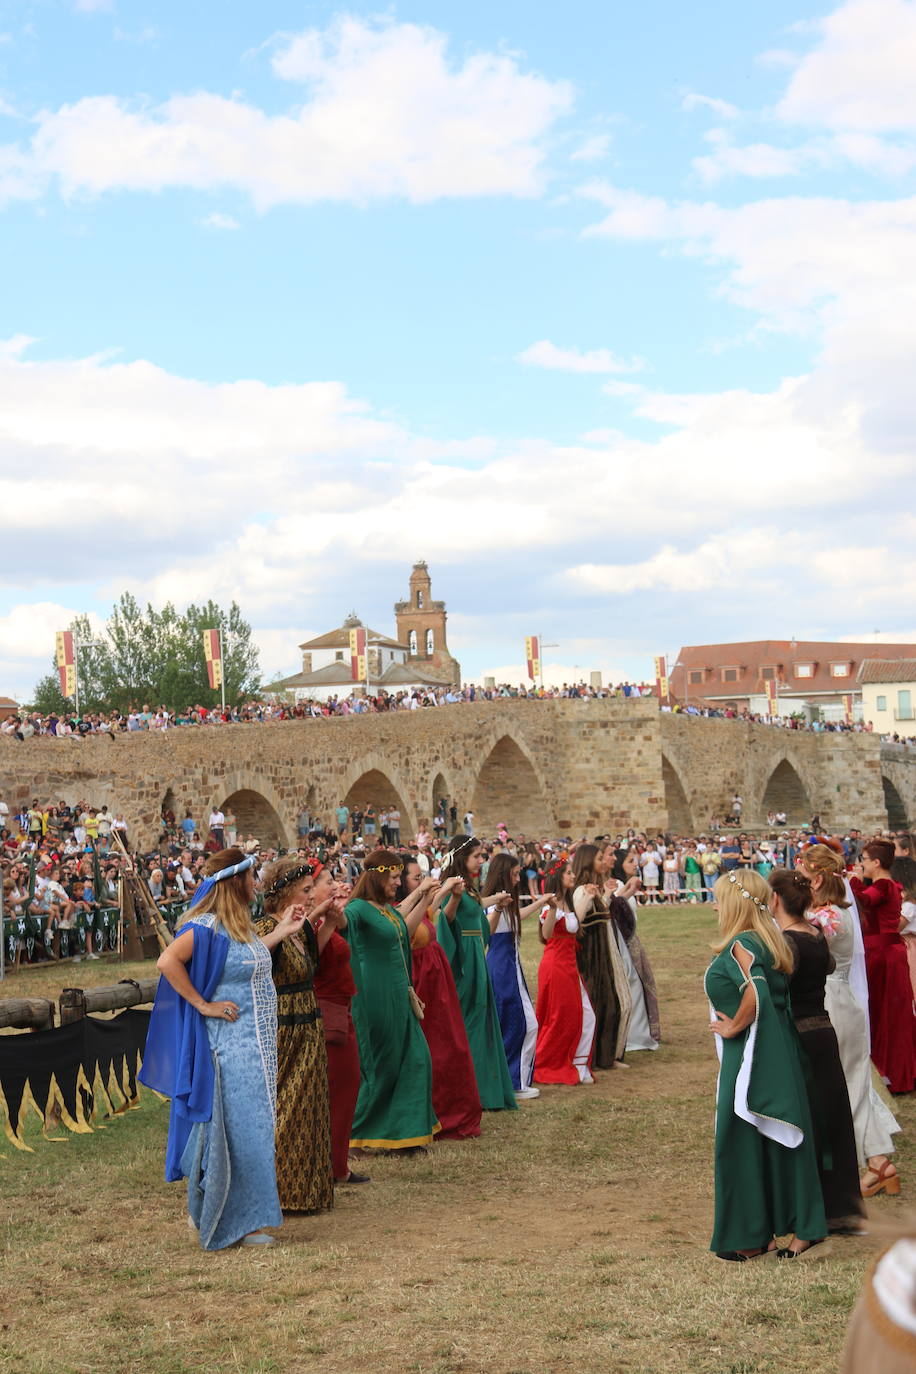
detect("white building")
(272, 613), (449, 703)
(858, 659), (916, 733)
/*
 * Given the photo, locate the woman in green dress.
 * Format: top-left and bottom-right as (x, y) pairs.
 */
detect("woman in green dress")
(437, 836), (517, 1112)
(345, 850), (439, 1151)
(706, 869), (827, 1260)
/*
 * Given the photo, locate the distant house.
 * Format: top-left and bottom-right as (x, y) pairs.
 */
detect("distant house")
(858, 660), (916, 732)
(0, 696), (19, 722)
(672, 640), (916, 721)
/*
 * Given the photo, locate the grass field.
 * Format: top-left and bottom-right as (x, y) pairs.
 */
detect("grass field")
(0, 904), (912, 1374)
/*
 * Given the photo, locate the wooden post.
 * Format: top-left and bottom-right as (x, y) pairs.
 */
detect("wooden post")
(58, 988), (88, 1025)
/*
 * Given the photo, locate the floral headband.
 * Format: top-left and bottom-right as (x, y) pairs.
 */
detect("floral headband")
(547, 851), (569, 877)
(727, 870), (769, 913)
(263, 859), (323, 899)
(440, 836), (476, 874)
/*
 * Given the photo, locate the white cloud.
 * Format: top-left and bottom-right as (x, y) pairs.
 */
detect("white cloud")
(75, 0), (114, 12)
(517, 339), (642, 374)
(693, 128), (812, 183)
(777, 0), (916, 132)
(682, 93), (739, 119)
(570, 133), (612, 162)
(566, 530), (787, 594)
(199, 212), (239, 231)
(3, 18), (571, 209)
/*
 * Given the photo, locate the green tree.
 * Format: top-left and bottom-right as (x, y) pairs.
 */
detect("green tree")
(31, 597), (262, 714)
(30, 672), (70, 715)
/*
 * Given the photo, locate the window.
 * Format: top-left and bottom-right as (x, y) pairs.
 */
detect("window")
(425, 629), (434, 655)
(408, 630), (417, 654)
(416, 591), (424, 609)
(761, 666), (774, 680)
(898, 689), (913, 720)
(876, 695), (887, 711)
(794, 663), (814, 678)
(689, 670), (704, 685)
(335, 651), (344, 662)
(830, 662), (849, 677)
(722, 668), (738, 683)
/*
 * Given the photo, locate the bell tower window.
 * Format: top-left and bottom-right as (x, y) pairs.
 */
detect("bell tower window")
(409, 630), (417, 654)
(425, 629), (434, 655)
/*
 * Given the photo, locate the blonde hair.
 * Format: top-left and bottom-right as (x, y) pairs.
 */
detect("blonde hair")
(712, 870), (794, 974)
(798, 844), (849, 909)
(191, 848), (255, 942)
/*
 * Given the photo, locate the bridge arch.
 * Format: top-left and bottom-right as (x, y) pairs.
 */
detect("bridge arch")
(429, 769), (455, 828)
(761, 758), (812, 825)
(882, 775), (909, 830)
(340, 754), (417, 839)
(661, 754), (693, 834)
(470, 732), (552, 837)
(220, 786), (288, 849)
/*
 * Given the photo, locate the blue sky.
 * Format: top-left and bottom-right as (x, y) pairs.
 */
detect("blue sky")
(2, 0), (916, 696)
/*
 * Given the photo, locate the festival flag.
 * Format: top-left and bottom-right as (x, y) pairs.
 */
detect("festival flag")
(766, 679), (778, 715)
(525, 636), (540, 681)
(349, 626), (367, 682)
(654, 654), (668, 702)
(202, 629), (223, 691)
(55, 630), (76, 698)
(843, 693), (853, 724)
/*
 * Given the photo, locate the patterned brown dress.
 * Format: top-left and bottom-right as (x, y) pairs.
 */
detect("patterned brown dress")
(254, 916), (334, 1212)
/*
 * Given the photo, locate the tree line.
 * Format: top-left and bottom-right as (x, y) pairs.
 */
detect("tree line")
(31, 594), (261, 715)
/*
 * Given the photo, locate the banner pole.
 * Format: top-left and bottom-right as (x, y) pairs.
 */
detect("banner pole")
(219, 628), (226, 713)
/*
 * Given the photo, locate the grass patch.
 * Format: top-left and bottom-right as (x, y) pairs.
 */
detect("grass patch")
(0, 906), (912, 1373)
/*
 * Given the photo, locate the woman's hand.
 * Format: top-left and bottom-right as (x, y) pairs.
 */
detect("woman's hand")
(709, 1010), (742, 1039)
(201, 999), (240, 1022)
(438, 876), (462, 895)
(583, 883), (599, 898)
(274, 903), (309, 940)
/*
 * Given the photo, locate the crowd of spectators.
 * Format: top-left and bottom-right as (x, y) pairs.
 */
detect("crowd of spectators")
(2, 684), (913, 747)
(3, 781), (912, 972)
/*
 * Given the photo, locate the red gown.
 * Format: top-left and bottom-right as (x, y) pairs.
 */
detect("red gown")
(410, 917), (482, 1139)
(850, 876), (916, 1094)
(314, 930), (361, 1179)
(534, 914), (595, 1084)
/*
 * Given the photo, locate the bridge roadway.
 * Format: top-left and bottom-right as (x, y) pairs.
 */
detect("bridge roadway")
(0, 699), (908, 849)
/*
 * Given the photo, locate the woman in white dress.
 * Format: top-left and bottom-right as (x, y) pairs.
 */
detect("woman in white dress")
(798, 843), (901, 1197)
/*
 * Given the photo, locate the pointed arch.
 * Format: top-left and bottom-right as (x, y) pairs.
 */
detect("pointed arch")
(661, 755), (693, 833)
(882, 775), (909, 830)
(761, 758), (812, 823)
(429, 770), (454, 831)
(471, 733), (552, 837)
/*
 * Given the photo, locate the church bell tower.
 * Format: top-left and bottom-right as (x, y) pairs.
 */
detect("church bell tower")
(394, 562), (461, 686)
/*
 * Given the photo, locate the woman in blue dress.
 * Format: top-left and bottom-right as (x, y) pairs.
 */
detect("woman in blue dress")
(141, 848), (308, 1250)
(481, 852), (553, 1100)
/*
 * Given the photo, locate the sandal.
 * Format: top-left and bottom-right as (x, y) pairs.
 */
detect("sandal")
(716, 1245), (777, 1262)
(776, 1237), (831, 1260)
(861, 1160), (900, 1198)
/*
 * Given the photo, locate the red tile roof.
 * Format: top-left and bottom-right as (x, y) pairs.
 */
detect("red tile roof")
(858, 658), (916, 685)
(673, 640), (916, 699)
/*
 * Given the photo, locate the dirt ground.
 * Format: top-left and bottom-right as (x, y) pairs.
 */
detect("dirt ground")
(0, 906), (911, 1374)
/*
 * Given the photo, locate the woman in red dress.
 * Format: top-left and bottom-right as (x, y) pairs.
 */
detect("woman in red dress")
(312, 870), (368, 1183)
(850, 838), (916, 1094)
(534, 858), (596, 1085)
(398, 860), (482, 1139)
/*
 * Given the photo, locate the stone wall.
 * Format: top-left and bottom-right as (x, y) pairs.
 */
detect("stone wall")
(0, 701), (892, 850)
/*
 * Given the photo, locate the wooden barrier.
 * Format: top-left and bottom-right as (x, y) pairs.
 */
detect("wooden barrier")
(0, 978), (158, 1031)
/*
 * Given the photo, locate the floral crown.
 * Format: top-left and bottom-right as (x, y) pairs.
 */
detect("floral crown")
(263, 858), (323, 899)
(726, 870), (769, 913)
(440, 836), (476, 874)
(547, 851), (569, 877)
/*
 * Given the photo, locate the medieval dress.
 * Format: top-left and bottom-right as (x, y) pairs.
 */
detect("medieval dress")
(850, 876), (916, 1093)
(411, 915), (482, 1138)
(140, 913), (282, 1250)
(345, 898), (438, 1149)
(314, 929), (361, 1180)
(254, 915), (333, 1212)
(437, 891), (517, 1111)
(485, 909), (538, 1093)
(572, 886), (632, 1068)
(704, 931), (826, 1254)
(533, 909), (596, 1084)
(613, 884), (660, 1052)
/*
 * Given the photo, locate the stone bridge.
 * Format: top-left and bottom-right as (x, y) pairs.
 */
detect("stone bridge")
(0, 700), (900, 850)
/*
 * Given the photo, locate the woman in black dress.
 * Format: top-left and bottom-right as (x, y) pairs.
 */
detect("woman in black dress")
(571, 845), (631, 1069)
(768, 868), (864, 1235)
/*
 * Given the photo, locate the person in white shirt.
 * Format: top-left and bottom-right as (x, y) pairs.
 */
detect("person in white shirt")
(208, 809), (225, 846)
(639, 847), (661, 903)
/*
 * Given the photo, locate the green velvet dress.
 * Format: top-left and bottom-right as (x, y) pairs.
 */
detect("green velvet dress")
(704, 932), (826, 1253)
(437, 892), (517, 1111)
(344, 899), (438, 1150)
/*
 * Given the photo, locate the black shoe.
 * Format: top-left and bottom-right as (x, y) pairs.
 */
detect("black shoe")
(337, 1170), (371, 1184)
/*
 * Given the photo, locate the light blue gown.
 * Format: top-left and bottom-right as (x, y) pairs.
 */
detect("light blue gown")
(182, 914), (282, 1249)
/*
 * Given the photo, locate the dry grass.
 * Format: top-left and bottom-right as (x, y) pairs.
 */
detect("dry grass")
(0, 905), (912, 1374)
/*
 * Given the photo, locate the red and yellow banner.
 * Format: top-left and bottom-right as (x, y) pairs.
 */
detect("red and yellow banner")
(843, 693), (853, 724)
(654, 654), (668, 702)
(766, 679), (778, 714)
(202, 629), (223, 690)
(349, 626), (367, 682)
(55, 630), (76, 698)
(525, 636), (540, 681)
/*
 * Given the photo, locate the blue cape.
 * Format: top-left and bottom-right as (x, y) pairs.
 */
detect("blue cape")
(138, 919), (229, 1181)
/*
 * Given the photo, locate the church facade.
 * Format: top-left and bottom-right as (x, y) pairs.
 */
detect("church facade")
(274, 561), (461, 701)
